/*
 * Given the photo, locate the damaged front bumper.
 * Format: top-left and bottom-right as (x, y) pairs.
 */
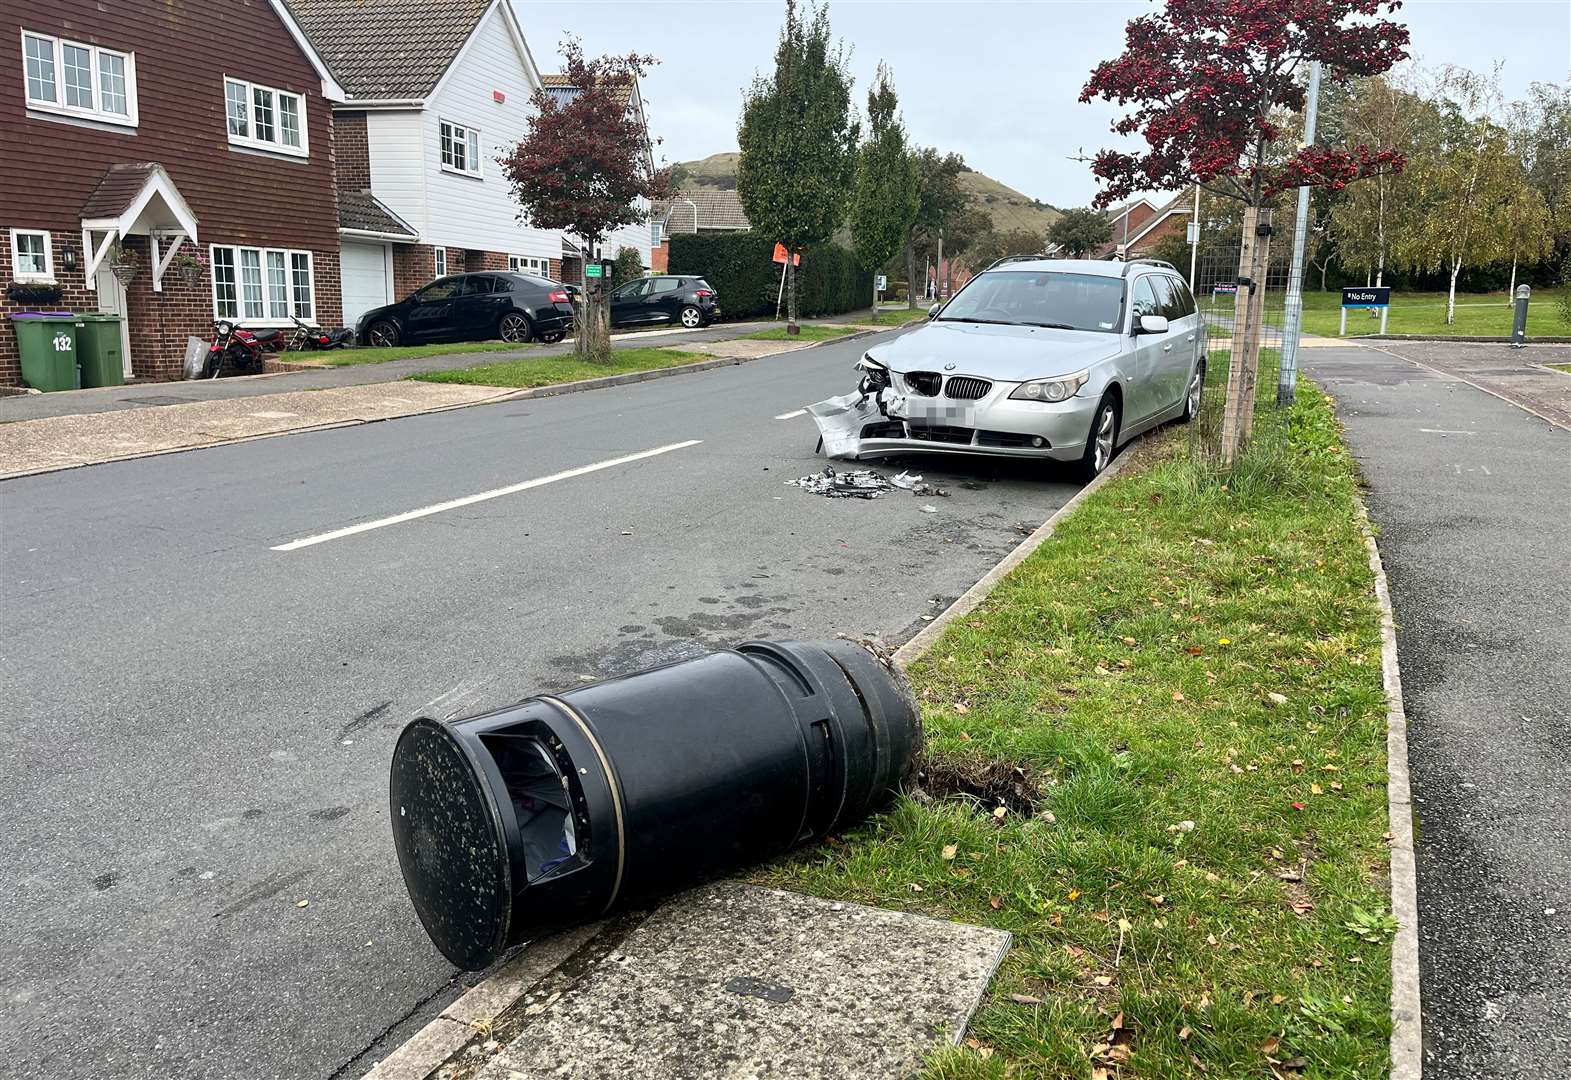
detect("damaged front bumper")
(808, 377), (1098, 464)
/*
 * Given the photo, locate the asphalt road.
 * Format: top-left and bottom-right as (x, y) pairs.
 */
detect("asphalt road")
(0, 329), (1085, 1080)
(1304, 345), (1571, 1079)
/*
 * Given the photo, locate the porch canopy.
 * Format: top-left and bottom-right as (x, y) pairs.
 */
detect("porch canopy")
(80, 163), (200, 292)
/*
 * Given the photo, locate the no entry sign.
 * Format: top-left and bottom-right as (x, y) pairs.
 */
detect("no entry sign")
(1341, 287), (1391, 308)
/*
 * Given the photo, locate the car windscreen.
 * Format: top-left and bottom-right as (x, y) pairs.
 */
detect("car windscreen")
(938, 271), (1125, 333)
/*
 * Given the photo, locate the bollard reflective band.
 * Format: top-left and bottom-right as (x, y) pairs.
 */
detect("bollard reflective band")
(537, 694), (627, 915)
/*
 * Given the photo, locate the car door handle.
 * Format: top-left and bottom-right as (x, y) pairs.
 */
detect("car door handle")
(1163, 344), (1173, 352)
(1187, 334), (1196, 342)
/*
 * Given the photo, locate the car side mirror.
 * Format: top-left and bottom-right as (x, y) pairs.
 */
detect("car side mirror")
(1137, 314), (1170, 335)
(927, 303), (942, 320)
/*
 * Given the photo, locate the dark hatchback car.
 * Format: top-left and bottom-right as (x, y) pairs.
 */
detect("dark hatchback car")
(356, 272), (575, 347)
(609, 275), (720, 329)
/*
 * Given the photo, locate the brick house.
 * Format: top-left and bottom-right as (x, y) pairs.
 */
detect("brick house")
(1, 0), (346, 386)
(290, 0), (654, 331)
(648, 190), (750, 273)
(1094, 192), (1194, 262)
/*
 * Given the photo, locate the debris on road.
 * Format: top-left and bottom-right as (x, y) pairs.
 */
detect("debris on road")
(892, 471), (920, 489)
(788, 466), (893, 499)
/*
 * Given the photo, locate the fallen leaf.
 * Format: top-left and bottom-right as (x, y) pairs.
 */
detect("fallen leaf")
(1291, 801), (1307, 811)
(1121, 636), (1137, 646)
(1069, 888), (1082, 901)
(953, 702), (970, 715)
(1291, 759), (1305, 774)
(1118, 917), (1133, 932)
(1179, 1025), (1192, 1040)
(942, 844), (958, 861)
(1271, 994), (1287, 1005)
(1261, 1035), (1281, 1054)
(1110, 1011), (1124, 1030)
(1172, 690), (1186, 702)
(1147, 894), (1166, 907)
(907, 882), (924, 893)
(1186, 645), (1204, 655)
(989, 896), (1003, 910)
(1310, 783), (1323, 795)
(1282, 1056), (1308, 1070)
(1266, 692), (1288, 706)
(993, 806), (1008, 820)
(1093, 975), (1114, 986)
(1010, 993), (1043, 1005)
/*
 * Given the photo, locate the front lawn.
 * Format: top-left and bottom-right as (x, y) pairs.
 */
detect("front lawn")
(759, 376), (1395, 1077)
(744, 324), (862, 343)
(871, 306), (936, 326)
(307, 341), (535, 367)
(409, 347), (714, 389)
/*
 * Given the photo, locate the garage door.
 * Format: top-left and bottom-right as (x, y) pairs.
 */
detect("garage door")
(341, 242), (391, 329)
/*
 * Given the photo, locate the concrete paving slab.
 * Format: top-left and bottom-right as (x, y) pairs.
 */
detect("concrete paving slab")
(0, 381), (511, 477)
(471, 882), (1009, 1080)
(672, 339), (815, 359)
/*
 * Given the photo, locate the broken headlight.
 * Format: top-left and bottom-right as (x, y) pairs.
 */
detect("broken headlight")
(855, 353), (891, 395)
(1009, 370), (1088, 403)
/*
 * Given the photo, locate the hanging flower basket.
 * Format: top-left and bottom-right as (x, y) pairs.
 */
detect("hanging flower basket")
(172, 249), (207, 287)
(107, 241), (140, 285)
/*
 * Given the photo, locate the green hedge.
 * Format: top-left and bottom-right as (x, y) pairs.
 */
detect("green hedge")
(667, 232), (870, 319)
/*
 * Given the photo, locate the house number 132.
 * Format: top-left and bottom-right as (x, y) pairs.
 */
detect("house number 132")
(53, 334), (72, 352)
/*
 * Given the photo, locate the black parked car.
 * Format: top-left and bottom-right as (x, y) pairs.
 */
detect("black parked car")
(609, 275), (720, 329)
(357, 272), (575, 347)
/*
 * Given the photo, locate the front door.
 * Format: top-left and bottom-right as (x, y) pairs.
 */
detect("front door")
(95, 266), (133, 378)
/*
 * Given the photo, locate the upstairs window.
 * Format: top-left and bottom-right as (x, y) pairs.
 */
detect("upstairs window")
(440, 120), (482, 177)
(21, 31), (138, 127)
(224, 77), (307, 157)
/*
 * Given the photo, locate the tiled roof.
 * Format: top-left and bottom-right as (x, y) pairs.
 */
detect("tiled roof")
(655, 190), (750, 233)
(540, 72), (633, 107)
(285, 0), (492, 100)
(80, 163), (162, 219)
(338, 190), (418, 238)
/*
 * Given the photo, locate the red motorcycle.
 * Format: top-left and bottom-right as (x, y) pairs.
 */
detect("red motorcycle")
(204, 320), (279, 378)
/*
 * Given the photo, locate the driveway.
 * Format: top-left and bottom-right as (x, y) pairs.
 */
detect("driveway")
(1303, 344), (1571, 1079)
(0, 330), (1086, 1080)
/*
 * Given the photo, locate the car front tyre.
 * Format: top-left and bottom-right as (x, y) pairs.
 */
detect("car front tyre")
(1075, 395), (1120, 484)
(680, 305), (703, 329)
(366, 320), (400, 348)
(499, 311), (534, 344)
(1178, 360), (1205, 424)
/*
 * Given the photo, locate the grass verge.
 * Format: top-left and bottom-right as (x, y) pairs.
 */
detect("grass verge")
(1548, 362), (1571, 374)
(745, 324), (862, 343)
(757, 379), (1394, 1078)
(1211, 288), (1571, 339)
(409, 347), (714, 389)
(308, 341), (535, 367)
(871, 307), (936, 326)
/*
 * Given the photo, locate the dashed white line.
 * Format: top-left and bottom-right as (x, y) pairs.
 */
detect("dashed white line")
(271, 440), (703, 551)
(774, 408), (808, 421)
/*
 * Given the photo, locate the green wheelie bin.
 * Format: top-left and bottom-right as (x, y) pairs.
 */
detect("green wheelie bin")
(9, 313), (83, 392)
(76, 313), (126, 387)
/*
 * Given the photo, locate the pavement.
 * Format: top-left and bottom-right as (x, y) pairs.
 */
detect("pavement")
(1303, 340), (1571, 1079)
(0, 312), (907, 423)
(0, 328), (1084, 1080)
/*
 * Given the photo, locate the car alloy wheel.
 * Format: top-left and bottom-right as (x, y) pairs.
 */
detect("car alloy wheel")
(1185, 363), (1204, 421)
(367, 321), (399, 348)
(680, 305), (703, 329)
(500, 312), (533, 344)
(1093, 402), (1116, 473)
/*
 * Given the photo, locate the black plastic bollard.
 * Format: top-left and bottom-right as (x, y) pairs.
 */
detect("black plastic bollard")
(389, 640), (921, 970)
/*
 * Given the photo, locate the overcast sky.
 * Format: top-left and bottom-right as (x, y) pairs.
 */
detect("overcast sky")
(512, 0), (1571, 209)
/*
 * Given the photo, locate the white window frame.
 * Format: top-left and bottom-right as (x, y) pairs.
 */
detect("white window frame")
(508, 255), (548, 275)
(209, 244), (315, 325)
(434, 248), (448, 277)
(439, 120), (483, 178)
(223, 76), (308, 158)
(19, 30), (138, 128)
(9, 229), (54, 283)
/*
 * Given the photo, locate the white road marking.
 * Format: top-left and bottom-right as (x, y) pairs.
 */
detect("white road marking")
(271, 440), (703, 551)
(773, 408), (808, 420)
(1419, 428), (1476, 435)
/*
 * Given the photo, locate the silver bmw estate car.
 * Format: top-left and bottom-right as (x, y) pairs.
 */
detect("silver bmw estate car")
(834, 258), (1206, 481)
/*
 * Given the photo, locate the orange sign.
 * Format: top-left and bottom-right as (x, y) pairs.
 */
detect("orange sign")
(772, 243), (801, 266)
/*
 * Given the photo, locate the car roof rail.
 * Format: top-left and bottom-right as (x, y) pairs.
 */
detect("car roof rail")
(1121, 258), (1177, 276)
(983, 253), (1051, 272)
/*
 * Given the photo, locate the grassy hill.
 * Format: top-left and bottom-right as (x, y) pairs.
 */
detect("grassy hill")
(672, 153), (1061, 238)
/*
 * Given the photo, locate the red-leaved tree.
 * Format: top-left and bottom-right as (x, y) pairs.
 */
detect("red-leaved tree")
(502, 40), (668, 360)
(1081, 0), (1410, 459)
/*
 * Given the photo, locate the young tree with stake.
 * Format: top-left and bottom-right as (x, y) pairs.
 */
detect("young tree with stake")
(849, 65), (919, 315)
(1081, 0), (1409, 464)
(738, 0), (859, 334)
(501, 41), (667, 361)
(1048, 208), (1114, 258)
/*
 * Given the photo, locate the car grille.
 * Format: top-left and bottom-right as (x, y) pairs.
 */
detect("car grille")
(907, 424), (974, 445)
(944, 376), (992, 400)
(904, 371), (943, 396)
